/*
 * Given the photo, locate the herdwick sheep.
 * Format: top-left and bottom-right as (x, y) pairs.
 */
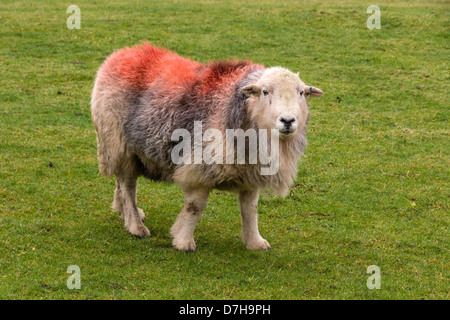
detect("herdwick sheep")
(91, 42), (323, 251)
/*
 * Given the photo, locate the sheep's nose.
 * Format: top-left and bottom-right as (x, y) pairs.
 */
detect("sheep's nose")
(280, 117), (296, 129)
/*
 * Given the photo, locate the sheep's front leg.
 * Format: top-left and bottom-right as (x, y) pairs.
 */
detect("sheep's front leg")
(170, 189), (210, 252)
(239, 189), (271, 250)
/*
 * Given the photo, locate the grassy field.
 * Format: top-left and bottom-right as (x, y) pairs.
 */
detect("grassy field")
(0, 0), (448, 299)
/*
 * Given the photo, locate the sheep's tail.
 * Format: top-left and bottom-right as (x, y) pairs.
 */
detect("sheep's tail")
(91, 85), (125, 177)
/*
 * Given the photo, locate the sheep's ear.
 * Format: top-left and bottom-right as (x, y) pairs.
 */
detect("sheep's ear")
(304, 85), (323, 98)
(242, 84), (261, 97)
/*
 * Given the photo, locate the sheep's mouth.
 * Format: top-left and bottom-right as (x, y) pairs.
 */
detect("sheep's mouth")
(279, 129), (295, 138)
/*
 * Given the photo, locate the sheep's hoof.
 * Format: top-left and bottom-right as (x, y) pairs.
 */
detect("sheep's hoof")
(128, 223), (150, 238)
(245, 237), (271, 250)
(173, 237), (196, 252)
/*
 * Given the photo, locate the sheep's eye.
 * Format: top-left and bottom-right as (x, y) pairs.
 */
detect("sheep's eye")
(300, 90), (304, 96)
(262, 89), (269, 96)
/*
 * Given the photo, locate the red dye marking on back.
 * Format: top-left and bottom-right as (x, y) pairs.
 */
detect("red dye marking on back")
(101, 43), (262, 97)
(103, 42), (200, 92)
(154, 55), (200, 92)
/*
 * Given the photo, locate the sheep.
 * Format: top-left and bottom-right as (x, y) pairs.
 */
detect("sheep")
(91, 42), (323, 251)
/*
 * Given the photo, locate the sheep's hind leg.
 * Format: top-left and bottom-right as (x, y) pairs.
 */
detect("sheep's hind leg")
(112, 179), (124, 218)
(117, 175), (150, 238)
(113, 178), (145, 222)
(170, 189), (210, 252)
(239, 189), (271, 250)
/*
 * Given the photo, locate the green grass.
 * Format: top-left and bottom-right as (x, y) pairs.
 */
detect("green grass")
(0, 0), (448, 299)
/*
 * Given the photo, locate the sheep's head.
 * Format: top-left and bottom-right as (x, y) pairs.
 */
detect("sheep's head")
(242, 67), (323, 139)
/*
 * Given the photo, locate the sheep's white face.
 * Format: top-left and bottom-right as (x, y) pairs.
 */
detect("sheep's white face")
(243, 67), (323, 139)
